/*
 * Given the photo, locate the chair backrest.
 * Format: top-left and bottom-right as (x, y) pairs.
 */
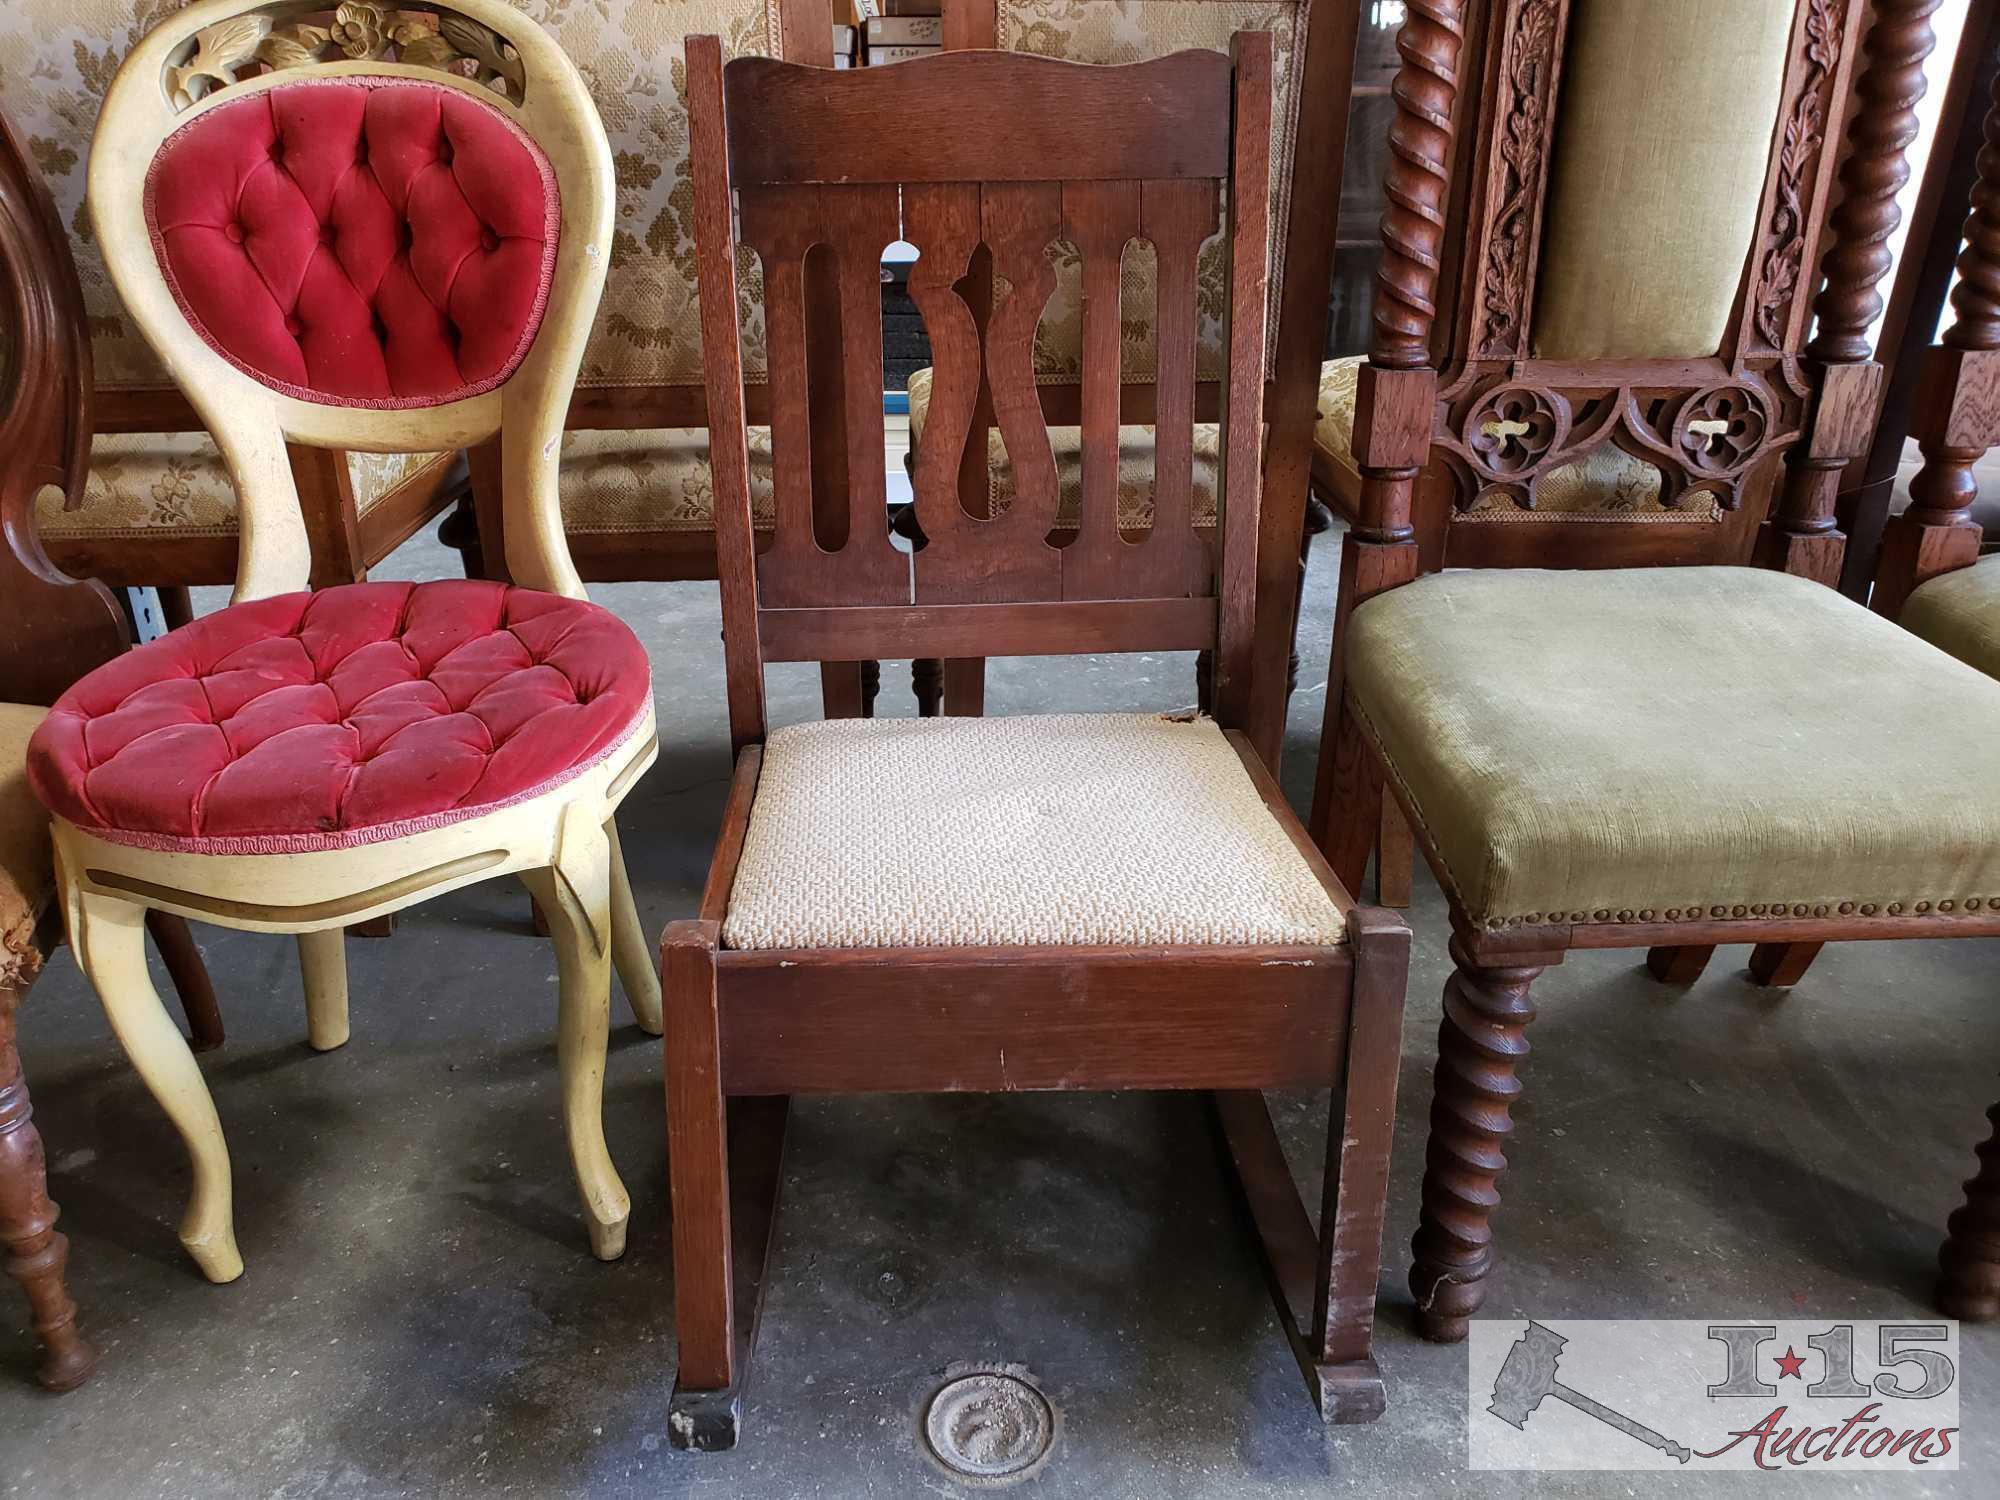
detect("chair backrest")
(1365, 0), (1931, 576)
(688, 35), (1278, 753)
(0, 106), (130, 707)
(87, 0), (612, 600)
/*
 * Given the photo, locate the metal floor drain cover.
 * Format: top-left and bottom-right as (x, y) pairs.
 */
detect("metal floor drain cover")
(922, 1371), (1056, 1484)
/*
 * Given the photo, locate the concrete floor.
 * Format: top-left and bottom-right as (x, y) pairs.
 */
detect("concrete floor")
(3, 524), (1997, 1498)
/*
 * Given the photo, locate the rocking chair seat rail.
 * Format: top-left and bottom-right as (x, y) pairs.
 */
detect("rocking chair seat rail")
(39, 0), (663, 1287)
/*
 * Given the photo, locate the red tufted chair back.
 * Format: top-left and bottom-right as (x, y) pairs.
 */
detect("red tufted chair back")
(89, 0), (613, 604)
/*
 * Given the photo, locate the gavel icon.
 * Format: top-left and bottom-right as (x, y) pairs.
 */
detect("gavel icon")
(1488, 1321), (1692, 1465)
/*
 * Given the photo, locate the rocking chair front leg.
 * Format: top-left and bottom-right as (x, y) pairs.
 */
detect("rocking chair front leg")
(1939, 1098), (2000, 1320)
(1409, 939), (1547, 1343)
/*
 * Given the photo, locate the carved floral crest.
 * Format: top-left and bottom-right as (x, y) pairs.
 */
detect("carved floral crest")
(166, 3), (525, 111)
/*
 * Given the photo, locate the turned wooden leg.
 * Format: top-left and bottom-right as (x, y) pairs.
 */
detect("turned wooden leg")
(0, 985), (96, 1390)
(942, 658), (986, 717)
(860, 660), (881, 718)
(663, 920), (737, 1447)
(1749, 942), (1824, 988)
(912, 659), (944, 717)
(69, 890), (240, 1283)
(1646, 945), (1716, 985)
(1939, 1098), (2000, 1320)
(1409, 940), (1544, 1343)
(522, 823), (629, 1261)
(145, 911), (223, 1052)
(156, 585), (194, 631)
(606, 821), (662, 1036)
(296, 930), (349, 1052)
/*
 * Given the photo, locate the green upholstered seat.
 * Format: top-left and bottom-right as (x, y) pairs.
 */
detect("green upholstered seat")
(1902, 556), (2000, 682)
(1346, 566), (2000, 932)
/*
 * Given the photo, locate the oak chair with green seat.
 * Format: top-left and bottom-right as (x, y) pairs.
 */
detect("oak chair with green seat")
(1312, 0), (2000, 1340)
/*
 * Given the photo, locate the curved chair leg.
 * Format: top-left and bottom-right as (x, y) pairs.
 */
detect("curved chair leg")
(606, 821), (661, 1036)
(1409, 941), (1542, 1342)
(69, 890), (241, 1284)
(144, 910), (224, 1052)
(296, 930), (349, 1052)
(1939, 1098), (2000, 1320)
(0, 983), (96, 1390)
(522, 821), (630, 1261)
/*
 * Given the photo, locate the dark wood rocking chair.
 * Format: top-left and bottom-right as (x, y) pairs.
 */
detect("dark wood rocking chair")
(662, 33), (1410, 1449)
(1311, 0), (2000, 1341)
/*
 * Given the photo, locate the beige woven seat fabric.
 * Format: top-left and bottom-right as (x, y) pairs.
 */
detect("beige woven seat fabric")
(37, 436), (441, 541)
(1312, 357), (1698, 519)
(906, 369), (1220, 529)
(722, 714), (1346, 951)
(557, 427), (777, 534)
(1902, 556), (2000, 681)
(1347, 566), (2000, 932)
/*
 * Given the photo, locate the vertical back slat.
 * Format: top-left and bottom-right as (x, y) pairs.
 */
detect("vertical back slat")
(903, 183), (986, 549)
(685, 34), (766, 749)
(739, 197), (816, 551)
(1132, 177), (1218, 598)
(1061, 179), (1143, 599)
(981, 182), (1066, 546)
(1217, 31), (1277, 752)
(823, 183), (906, 597)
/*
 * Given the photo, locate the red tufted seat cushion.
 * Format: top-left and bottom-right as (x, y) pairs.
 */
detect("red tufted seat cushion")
(144, 77), (559, 408)
(26, 581), (651, 855)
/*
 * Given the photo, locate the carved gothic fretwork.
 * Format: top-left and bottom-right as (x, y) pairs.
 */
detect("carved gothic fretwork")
(1472, 0), (1564, 359)
(165, 3), (525, 112)
(1750, 0), (1846, 351)
(1434, 366), (1803, 516)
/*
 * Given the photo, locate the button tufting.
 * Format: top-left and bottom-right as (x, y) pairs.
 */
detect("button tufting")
(285, 314), (305, 337)
(224, 222), (245, 244)
(479, 227), (500, 252)
(319, 224), (336, 248)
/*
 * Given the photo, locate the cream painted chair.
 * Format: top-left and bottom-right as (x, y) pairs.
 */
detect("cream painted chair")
(25, 0), (660, 1282)
(0, 1), (469, 607)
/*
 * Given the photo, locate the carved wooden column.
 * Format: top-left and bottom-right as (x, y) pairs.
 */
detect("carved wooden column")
(1309, 0), (1467, 895)
(1408, 938), (1543, 1342)
(1939, 1098), (2000, 1319)
(0, 981), (96, 1390)
(1876, 56), (2000, 617)
(1761, 0), (1940, 586)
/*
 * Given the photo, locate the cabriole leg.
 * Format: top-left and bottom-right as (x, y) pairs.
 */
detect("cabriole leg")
(522, 822), (630, 1261)
(606, 821), (662, 1036)
(69, 889), (240, 1283)
(1409, 940), (1542, 1342)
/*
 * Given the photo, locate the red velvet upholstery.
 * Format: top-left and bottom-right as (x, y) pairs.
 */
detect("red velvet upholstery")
(144, 77), (559, 408)
(26, 582), (650, 854)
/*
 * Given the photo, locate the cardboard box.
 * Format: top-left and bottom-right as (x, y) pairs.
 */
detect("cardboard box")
(863, 15), (942, 46)
(864, 42), (939, 65)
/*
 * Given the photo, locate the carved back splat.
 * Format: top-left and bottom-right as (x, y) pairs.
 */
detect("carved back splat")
(689, 38), (1277, 749)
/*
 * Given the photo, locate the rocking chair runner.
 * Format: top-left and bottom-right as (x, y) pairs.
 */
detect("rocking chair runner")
(1312, 0), (2000, 1342)
(664, 33), (1410, 1450)
(25, 0), (661, 1282)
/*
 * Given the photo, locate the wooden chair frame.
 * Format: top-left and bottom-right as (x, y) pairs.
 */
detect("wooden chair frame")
(63, 0), (660, 1283)
(1307, 0), (2000, 1342)
(462, 0), (1359, 743)
(0, 107), (222, 1390)
(663, 33), (1410, 1450)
